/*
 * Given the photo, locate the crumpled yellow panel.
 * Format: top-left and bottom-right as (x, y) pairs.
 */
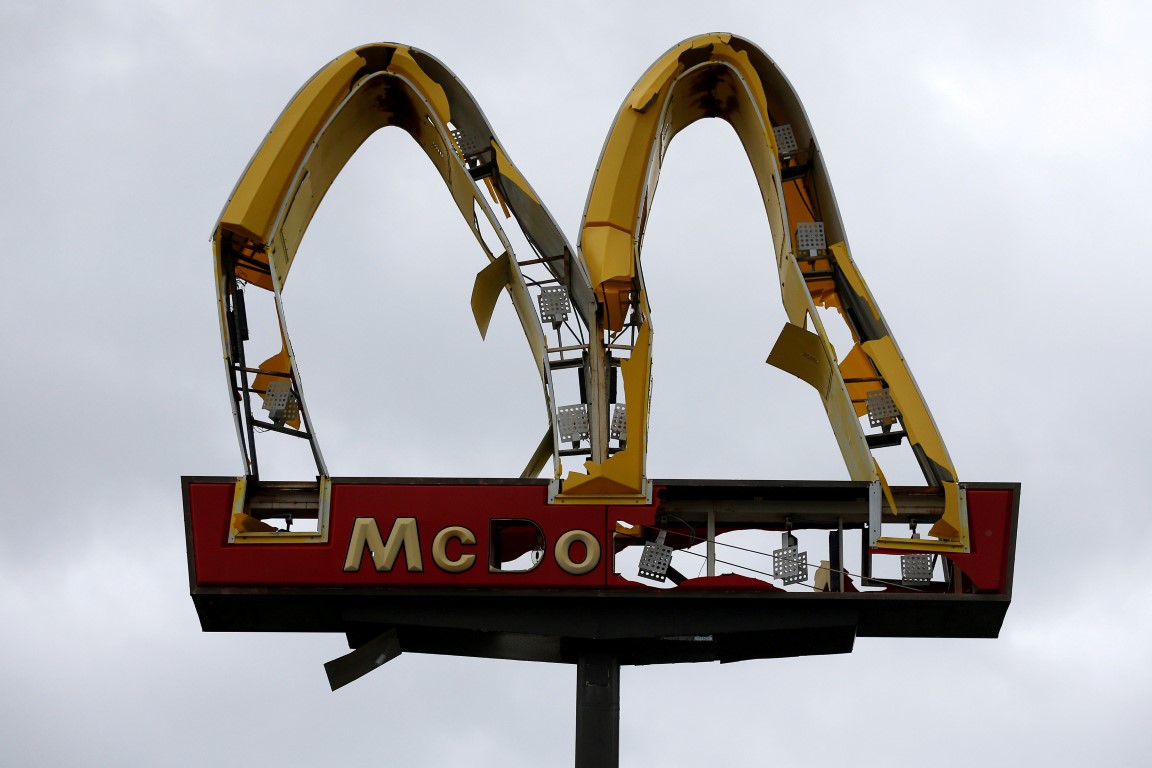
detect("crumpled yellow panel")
(470, 252), (511, 339)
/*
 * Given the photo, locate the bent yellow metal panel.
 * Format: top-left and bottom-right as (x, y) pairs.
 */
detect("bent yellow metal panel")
(627, 43), (687, 111)
(766, 323), (875, 482)
(767, 322), (833, 395)
(583, 122), (657, 232)
(471, 252), (512, 339)
(930, 481), (967, 544)
(582, 85), (663, 233)
(839, 343), (880, 418)
(232, 512), (277, 533)
(873, 461), (899, 517)
(219, 51), (366, 243)
(581, 225), (635, 290)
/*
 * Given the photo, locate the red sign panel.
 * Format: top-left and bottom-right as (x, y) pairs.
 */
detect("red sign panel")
(189, 480), (638, 589)
(187, 478), (1017, 595)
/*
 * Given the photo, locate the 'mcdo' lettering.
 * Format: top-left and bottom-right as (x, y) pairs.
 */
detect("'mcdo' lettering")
(342, 516), (602, 577)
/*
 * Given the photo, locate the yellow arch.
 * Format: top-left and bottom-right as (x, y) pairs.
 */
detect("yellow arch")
(558, 34), (965, 550)
(213, 43), (593, 483)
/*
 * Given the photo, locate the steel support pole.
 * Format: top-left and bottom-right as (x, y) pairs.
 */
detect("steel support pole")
(575, 651), (620, 768)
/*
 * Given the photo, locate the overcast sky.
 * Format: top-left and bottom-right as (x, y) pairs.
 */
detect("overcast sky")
(2, 1), (1150, 765)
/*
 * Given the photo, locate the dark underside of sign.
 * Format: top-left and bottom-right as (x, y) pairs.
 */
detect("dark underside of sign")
(184, 477), (1018, 666)
(192, 590), (1009, 666)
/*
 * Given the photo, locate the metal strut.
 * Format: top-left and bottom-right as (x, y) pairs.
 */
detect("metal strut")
(575, 651), (620, 768)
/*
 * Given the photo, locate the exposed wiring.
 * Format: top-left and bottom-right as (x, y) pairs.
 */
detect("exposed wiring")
(660, 514), (697, 548)
(562, 316), (585, 346)
(657, 527), (928, 593)
(674, 548), (819, 591)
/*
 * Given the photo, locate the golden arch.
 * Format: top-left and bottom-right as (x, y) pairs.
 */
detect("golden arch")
(213, 43), (598, 489)
(563, 34), (965, 549)
(212, 35), (968, 552)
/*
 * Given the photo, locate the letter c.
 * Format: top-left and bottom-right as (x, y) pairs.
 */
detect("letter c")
(432, 526), (477, 573)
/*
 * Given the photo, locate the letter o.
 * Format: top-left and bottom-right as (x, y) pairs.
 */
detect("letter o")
(554, 529), (601, 575)
(432, 525), (477, 573)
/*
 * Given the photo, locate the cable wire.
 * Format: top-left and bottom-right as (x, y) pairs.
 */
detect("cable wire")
(654, 527), (928, 593)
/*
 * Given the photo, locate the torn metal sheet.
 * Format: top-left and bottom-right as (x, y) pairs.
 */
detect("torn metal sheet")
(470, 251), (512, 340)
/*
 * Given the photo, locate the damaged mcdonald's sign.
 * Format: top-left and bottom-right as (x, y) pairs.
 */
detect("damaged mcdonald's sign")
(185, 37), (1019, 754)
